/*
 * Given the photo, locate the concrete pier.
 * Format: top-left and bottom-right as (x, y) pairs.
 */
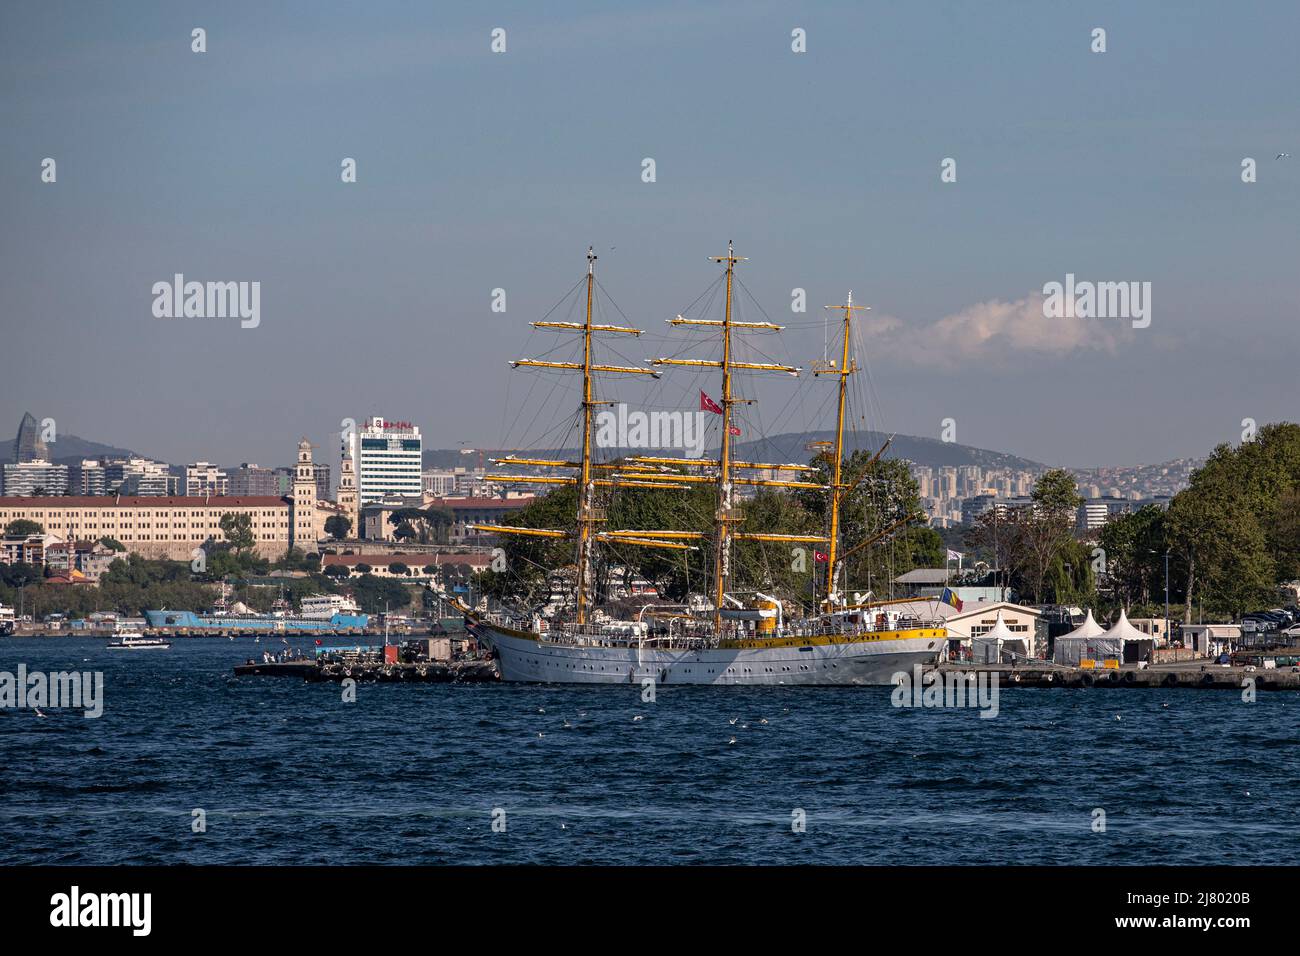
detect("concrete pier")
(935, 661), (1300, 690)
(234, 659), (499, 683)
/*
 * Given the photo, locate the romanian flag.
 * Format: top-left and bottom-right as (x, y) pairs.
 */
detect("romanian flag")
(939, 587), (963, 611)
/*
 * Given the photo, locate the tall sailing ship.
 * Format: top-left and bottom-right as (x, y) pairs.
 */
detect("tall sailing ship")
(452, 243), (946, 685)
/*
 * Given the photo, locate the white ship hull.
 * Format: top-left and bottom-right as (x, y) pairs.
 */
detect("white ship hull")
(474, 620), (945, 686)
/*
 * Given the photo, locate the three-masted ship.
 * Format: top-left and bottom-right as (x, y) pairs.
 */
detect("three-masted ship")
(453, 243), (946, 685)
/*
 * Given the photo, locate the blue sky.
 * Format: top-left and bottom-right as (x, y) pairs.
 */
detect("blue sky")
(1, 1), (1297, 469)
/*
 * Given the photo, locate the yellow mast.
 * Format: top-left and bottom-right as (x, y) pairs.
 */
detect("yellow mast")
(817, 291), (868, 606)
(712, 241), (744, 631)
(575, 246), (597, 624)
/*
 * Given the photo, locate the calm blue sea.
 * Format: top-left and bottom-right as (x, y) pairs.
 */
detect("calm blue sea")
(1, 637), (1296, 865)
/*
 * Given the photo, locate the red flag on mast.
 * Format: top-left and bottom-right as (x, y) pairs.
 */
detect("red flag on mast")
(699, 391), (723, 415)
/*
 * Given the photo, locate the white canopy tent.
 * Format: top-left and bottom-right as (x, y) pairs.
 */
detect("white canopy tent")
(971, 610), (1032, 664)
(1053, 609), (1153, 665)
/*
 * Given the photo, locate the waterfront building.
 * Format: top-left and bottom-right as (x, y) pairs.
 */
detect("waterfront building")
(0, 440), (321, 561)
(1, 460), (70, 496)
(185, 462), (229, 497)
(0, 496), (291, 560)
(357, 417), (422, 503)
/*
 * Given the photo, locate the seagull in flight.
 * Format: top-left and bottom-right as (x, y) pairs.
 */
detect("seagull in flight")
(1277, 152), (1292, 160)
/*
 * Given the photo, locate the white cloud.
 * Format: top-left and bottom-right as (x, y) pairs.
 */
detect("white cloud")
(860, 293), (1132, 369)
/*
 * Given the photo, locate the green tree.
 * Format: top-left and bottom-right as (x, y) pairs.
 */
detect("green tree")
(1016, 469), (1084, 604)
(219, 512), (255, 554)
(5, 519), (45, 537)
(1096, 505), (1166, 609)
(324, 515), (352, 540)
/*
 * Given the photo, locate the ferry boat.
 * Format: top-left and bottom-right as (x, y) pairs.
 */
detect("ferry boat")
(107, 632), (172, 650)
(451, 243), (947, 685)
(145, 601), (368, 632)
(298, 594), (363, 621)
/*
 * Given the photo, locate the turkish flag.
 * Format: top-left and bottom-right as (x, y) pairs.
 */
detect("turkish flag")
(814, 551), (829, 563)
(729, 425), (742, 436)
(700, 391), (723, 415)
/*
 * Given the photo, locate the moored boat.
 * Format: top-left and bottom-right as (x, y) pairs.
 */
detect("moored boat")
(107, 632), (172, 650)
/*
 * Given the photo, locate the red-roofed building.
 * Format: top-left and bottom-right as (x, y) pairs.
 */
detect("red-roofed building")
(0, 440), (334, 561)
(0, 496), (293, 561)
(425, 496), (536, 544)
(321, 552), (490, 580)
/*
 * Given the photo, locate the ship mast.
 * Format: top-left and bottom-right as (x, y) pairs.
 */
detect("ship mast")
(574, 247), (598, 625)
(469, 248), (685, 623)
(712, 241), (741, 630)
(650, 242), (814, 634)
(817, 291), (868, 607)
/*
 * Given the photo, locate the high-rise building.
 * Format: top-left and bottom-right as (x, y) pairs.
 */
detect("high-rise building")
(185, 462), (229, 497)
(105, 458), (171, 496)
(70, 460), (108, 495)
(1, 460), (69, 496)
(230, 463), (280, 497)
(12, 411), (49, 463)
(357, 417), (422, 503)
(312, 462), (331, 502)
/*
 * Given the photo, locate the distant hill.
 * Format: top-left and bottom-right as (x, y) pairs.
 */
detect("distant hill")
(0, 433), (142, 466)
(424, 431), (1046, 473)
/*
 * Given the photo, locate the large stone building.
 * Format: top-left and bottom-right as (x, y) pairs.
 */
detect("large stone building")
(0, 439), (326, 560)
(0, 496), (292, 560)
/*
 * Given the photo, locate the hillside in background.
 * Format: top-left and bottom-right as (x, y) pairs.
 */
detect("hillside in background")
(423, 430), (1046, 473)
(0, 432), (141, 466)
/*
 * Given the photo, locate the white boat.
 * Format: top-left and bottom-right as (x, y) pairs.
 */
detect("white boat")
(298, 594), (362, 621)
(107, 632), (171, 650)
(457, 244), (946, 686)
